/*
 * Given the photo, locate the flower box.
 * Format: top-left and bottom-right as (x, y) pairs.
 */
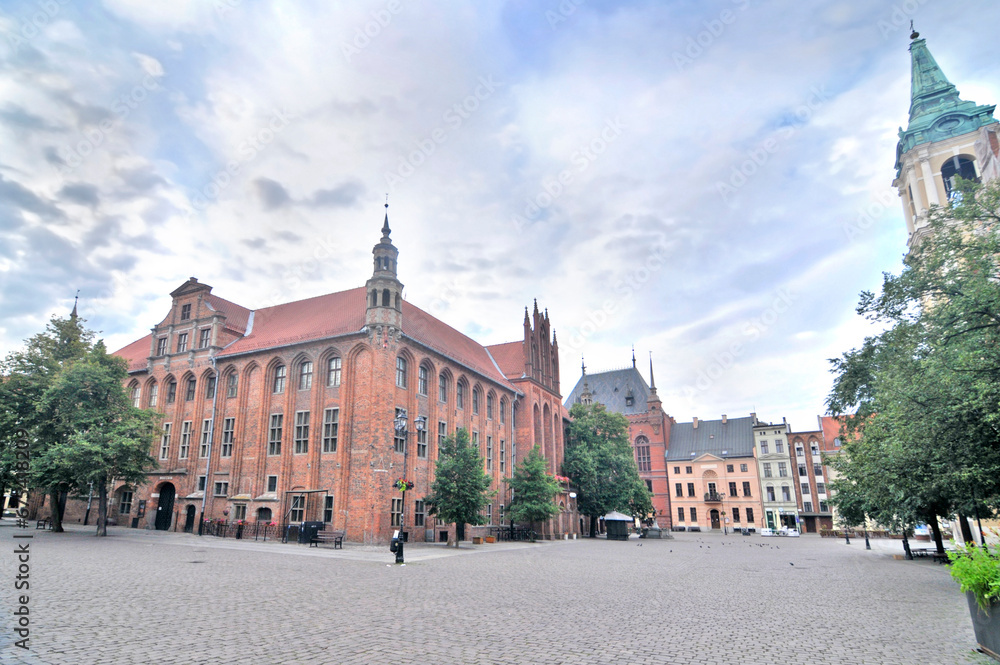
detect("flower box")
(472, 536), (484, 545)
(484, 536), (496, 543)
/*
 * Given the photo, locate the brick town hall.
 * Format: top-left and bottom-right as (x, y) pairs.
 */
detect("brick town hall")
(110, 208), (577, 543)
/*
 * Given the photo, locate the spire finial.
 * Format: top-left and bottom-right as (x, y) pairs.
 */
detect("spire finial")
(909, 21), (918, 41)
(381, 195), (390, 237)
(71, 290), (79, 319)
(648, 351), (657, 393)
(581, 356), (586, 376)
(632, 345), (636, 368)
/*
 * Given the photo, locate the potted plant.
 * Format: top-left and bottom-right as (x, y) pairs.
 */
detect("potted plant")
(484, 535), (496, 543)
(948, 543), (1000, 660)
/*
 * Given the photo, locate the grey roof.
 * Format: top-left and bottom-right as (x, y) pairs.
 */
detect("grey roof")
(563, 366), (652, 416)
(667, 416), (755, 461)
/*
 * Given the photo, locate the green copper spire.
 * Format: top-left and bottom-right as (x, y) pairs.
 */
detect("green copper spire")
(895, 35), (996, 176)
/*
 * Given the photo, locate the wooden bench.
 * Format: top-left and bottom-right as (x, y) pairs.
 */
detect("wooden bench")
(36, 518), (50, 530)
(310, 530), (345, 549)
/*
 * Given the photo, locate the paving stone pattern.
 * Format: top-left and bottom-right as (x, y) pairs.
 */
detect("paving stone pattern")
(0, 524), (993, 665)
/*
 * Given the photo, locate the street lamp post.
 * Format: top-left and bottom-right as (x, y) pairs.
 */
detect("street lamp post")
(390, 410), (425, 564)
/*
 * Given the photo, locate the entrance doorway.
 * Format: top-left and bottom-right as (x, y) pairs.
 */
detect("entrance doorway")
(710, 509), (720, 530)
(183, 505), (196, 533)
(154, 483), (175, 531)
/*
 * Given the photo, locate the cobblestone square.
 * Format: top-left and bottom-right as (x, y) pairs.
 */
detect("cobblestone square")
(0, 524), (992, 665)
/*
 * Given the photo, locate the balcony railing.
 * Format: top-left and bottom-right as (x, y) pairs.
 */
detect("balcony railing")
(704, 492), (725, 503)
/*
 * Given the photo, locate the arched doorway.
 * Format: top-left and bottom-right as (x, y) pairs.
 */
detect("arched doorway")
(710, 509), (720, 530)
(183, 505), (196, 533)
(154, 483), (175, 531)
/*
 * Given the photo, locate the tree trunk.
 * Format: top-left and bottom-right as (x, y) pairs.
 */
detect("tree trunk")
(958, 513), (975, 545)
(456, 522), (465, 544)
(49, 488), (64, 532)
(589, 514), (597, 538)
(96, 478), (108, 537)
(928, 515), (945, 555)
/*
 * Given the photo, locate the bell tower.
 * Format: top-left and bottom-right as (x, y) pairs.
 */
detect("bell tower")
(365, 203), (404, 338)
(892, 28), (997, 248)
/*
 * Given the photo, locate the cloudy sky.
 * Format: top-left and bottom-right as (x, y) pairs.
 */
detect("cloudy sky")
(2, 0), (998, 431)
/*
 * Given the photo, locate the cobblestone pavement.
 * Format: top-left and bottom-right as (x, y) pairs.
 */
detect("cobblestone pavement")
(0, 523), (993, 665)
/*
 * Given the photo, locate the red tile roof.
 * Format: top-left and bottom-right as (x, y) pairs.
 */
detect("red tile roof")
(115, 286), (519, 391)
(205, 294), (251, 334)
(485, 340), (525, 380)
(219, 287), (367, 357)
(116, 334), (151, 372)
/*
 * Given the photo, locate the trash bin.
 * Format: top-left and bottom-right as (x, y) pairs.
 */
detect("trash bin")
(298, 521), (325, 544)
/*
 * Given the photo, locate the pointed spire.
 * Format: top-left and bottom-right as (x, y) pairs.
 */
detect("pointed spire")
(533, 299), (539, 316)
(896, 34), (996, 160)
(551, 329), (558, 346)
(648, 352), (657, 394)
(70, 290), (79, 319)
(581, 356), (586, 377)
(524, 306), (530, 325)
(381, 196), (391, 238)
(632, 346), (636, 368)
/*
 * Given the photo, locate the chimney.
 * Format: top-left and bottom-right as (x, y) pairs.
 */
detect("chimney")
(721, 414), (727, 425)
(692, 417), (699, 429)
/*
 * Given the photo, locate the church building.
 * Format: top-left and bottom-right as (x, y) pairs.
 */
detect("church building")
(109, 207), (578, 543)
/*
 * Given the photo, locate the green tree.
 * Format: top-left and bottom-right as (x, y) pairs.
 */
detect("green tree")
(827, 178), (1000, 554)
(0, 314), (94, 531)
(34, 343), (157, 536)
(563, 402), (653, 537)
(505, 445), (560, 536)
(424, 428), (494, 545)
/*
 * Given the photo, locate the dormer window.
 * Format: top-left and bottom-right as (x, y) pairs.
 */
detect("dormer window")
(181, 304), (191, 320)
(625, 390), (634, 407)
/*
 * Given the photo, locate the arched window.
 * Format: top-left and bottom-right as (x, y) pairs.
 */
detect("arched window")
(472, 388), (480, 415)
(166, 379), (177, 404)
(499, 398), (506, 424)
(456, 381), (465, 410)
(256, 507), (272, 523)
(382, 288), (390, 307)
(327, 357), (342, 387)
(418, 365), (428, 395)
(299, 361), (313, 390)
(487, 394), (494, 420)
(396, 356), (407, 388)
(226, 372), (238, 398)
(438, 374), (448, 403)
(395, 293), (401, 310)
(129, 383), (141, 408)
(273, 365), (286, 394)
(635, 435), (650, 472)
(942, 154), (979, 201)
(148, 383), (158, 408)
(370, 290), (378, 307)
